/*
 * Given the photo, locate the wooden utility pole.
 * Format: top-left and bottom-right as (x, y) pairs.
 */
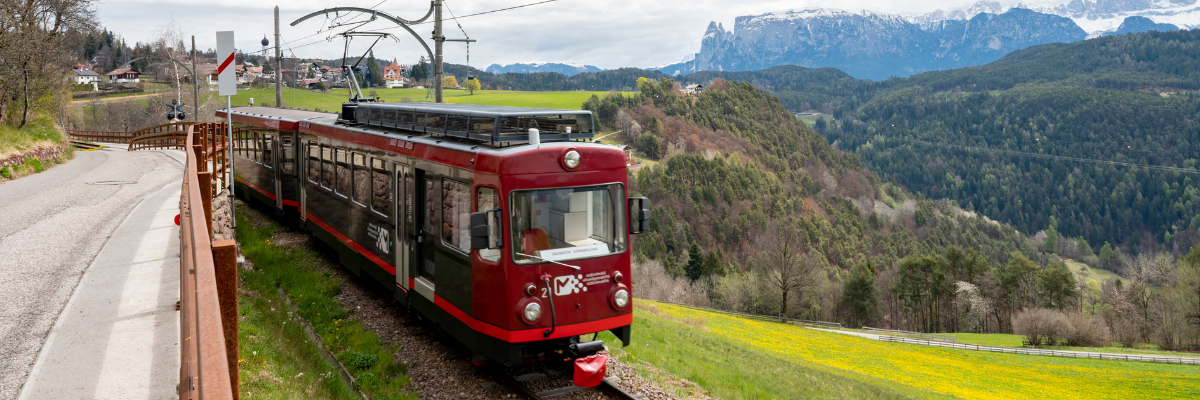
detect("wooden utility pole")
(433, 0), (443, 103)
(275, 6), (283, 108)
(191, 36), (199, 121)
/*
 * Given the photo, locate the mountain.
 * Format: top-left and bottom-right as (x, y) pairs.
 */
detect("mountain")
(1103, 15), (1180, 35)
(1029, 0), (1200, 34)
(484, 62), (602, 76)
(657, 8), (1085, 80)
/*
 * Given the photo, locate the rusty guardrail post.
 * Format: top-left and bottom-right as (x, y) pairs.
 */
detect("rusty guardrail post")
(211, 240), (239, 399)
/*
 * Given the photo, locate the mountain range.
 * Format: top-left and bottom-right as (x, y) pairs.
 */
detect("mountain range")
(484, 62), (602, 76)
(654, 1), (1192, 80)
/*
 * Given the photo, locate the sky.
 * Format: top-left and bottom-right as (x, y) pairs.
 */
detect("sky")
(97, 0), (1062, 70)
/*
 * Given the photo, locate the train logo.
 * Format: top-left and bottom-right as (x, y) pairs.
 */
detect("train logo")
(555, 274), (586, 296)
(367, 224), (390, 254)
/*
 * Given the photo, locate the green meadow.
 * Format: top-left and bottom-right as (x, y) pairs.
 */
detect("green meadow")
(231, 87), (631, 112)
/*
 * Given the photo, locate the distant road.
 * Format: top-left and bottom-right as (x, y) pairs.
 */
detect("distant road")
(0, 147), (183, 398)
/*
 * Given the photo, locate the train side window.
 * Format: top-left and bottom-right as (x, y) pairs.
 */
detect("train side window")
(321, 145), (334, 189)
(351, 153), (368, 206)
(306, 144), (320, 183)
(252, 131), (261, 164)
(236, 131), (246, 158)
(442, 179), (470, 254)
(262, 133), (274, 168)
(423, 179), (435, 234)
(281, 136), (294, 174)
(335, 149), (350, 197)
(370, 158), (391, 216)
(477, 187), (500, 262)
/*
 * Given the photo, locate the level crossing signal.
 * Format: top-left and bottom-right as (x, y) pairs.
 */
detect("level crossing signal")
(165, 99), (187, 122)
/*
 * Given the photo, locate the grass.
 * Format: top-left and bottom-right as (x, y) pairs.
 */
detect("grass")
(0, 119), (72, 182)
(593, 303), (944, 400)
(597, 301), (1200, 400)
(236, 203), (415, 400)
(1065, 259), (1123, 284)
(231, 87), (631, 111)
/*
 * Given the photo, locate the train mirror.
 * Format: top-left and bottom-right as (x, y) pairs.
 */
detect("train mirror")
(471, 208), (503, 250)
(628, 197), (650, 234)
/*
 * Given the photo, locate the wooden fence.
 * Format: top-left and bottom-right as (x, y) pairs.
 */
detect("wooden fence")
(178, 122), (238, 399)
(877, 336), (1200, 365)
(862, 327), (958, 343)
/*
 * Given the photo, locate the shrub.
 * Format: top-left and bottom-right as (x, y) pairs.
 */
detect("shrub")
(1013, 308), (1069, 346)
(1061, 313), (1111, 347)
(0, 166), (10, 178)
(1014, 308), (1113, 347)
(1113, 318), (1142, 348)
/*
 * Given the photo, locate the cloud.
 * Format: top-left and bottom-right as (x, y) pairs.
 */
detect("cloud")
(97, 0), (1061, 69)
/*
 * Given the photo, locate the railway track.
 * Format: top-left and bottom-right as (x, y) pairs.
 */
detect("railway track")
(491, 365), (641, 400)
(70, 140), (103, 150)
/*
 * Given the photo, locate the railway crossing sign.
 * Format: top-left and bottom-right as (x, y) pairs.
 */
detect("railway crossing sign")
(216, 31), (236, 96)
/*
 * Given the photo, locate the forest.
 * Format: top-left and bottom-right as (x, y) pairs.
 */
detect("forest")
(465, 30), (1200, 255)
(591, 77), (1200, 352)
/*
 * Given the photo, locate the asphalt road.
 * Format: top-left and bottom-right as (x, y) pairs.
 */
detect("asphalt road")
(0, 147), (183, 399)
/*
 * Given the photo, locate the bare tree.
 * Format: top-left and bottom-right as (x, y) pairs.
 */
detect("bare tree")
(0, 0), (97, 127)
(755, 220), (819, 319)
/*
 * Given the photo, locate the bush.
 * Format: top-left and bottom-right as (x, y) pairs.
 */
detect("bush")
(1061, 313), (1111, 347)
(1113, 318), (1142, 348)
(1013, 308), (1112, 347)
(0, 166), (10, 178)
(1013, 308), (1069, 346)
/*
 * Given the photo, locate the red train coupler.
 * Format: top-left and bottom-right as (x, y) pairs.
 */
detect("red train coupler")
(573, 352), (607, 388)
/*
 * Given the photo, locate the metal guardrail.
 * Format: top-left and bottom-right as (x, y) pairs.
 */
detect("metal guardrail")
(862, 327), (958, 343)
(655, 301), (843, 328)
(876, 336), (1200, 365)
(178, 122), (239, 400)
(67, 122), (194, 146)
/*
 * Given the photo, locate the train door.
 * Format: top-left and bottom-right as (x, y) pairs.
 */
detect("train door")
(300, 140), (310, 222)
(267, 132), (282, 210)
(413, 168), (436, 301)
(394, 162), (412, 297)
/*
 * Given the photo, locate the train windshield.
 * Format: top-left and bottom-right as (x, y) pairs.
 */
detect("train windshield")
(510, 183), (626, 264)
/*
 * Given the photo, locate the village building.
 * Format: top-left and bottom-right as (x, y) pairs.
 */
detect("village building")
(383, 64), (407, 88)
(106, 67), (140, 83)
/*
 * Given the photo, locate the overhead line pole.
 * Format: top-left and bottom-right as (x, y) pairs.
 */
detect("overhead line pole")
(275, 6), (283, 108)
(434, 0), (443, 103)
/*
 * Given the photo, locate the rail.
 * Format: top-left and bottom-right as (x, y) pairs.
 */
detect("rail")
(876, 336), (1200, 365)
(178, 122), (239, 399)
(862, 327), (958, 343)
(655, 301), (842, 328)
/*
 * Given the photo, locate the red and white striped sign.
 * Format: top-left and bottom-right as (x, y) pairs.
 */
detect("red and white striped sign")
(216, 31), (236, 96)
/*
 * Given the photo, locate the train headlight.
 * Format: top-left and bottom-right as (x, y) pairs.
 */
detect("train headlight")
(613, 289), (629, 308)
(564, 150), (581, 169)
(523, 302), (542, 323)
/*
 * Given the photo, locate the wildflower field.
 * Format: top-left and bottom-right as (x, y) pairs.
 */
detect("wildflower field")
(603, 301), (1200, 400)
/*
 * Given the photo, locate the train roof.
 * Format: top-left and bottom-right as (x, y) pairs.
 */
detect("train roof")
(357, 102), (593, 117)
(219, 105), (616, 157)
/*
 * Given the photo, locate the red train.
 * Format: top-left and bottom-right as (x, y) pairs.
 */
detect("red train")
(219, 102), (647, 385)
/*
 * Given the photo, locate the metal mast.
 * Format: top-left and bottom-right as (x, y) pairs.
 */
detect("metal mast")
(275, 6), (283, 108)
(433, 0), (444, 103)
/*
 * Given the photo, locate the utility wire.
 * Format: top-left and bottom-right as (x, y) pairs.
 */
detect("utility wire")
(825, 131), (1200, 174)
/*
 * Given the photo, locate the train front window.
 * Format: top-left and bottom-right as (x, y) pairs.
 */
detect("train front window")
(510, 184), (626, 264)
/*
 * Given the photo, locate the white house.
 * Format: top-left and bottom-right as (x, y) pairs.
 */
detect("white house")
(73, 69), (101, 88)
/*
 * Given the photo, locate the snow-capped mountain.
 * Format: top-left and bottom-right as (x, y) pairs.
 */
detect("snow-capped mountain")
(484, 63), (602, 76)
(928, 0), (1200, 35)
(657, 7), (1086, 80)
